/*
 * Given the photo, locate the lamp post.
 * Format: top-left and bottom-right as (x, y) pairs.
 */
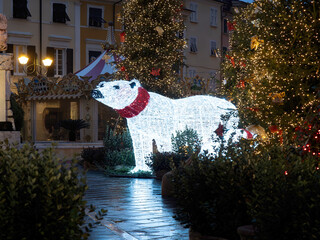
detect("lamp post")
(18, 55), (52, 75)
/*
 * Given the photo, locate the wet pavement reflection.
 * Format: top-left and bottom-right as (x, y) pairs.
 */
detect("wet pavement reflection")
(84, 170), (189, 240)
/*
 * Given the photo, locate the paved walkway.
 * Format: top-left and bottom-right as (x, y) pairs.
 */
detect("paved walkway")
(84, 170), (189, 240)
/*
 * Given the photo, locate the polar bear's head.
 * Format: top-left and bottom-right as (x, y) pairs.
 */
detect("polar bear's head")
(93, 79), (141, 109)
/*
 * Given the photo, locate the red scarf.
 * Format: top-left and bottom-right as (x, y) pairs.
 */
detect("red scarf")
(115, 87), (150, 118)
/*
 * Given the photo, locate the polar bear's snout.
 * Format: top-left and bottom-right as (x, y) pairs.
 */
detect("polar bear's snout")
(91, 89), (104, 99)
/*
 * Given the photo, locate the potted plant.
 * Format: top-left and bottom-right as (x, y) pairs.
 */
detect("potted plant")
(60, 119), (89, 141)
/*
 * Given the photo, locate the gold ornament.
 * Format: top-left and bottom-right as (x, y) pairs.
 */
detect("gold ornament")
(154, 26), (164, 36)
(269, 92), (285, 104)
(246, 125), (268, 140)
(250, 35), (264, 50)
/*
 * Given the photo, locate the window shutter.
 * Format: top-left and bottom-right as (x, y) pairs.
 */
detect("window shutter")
(194, 4), (198, 22)
(211, 8), (217, 26)
(6, 44), (13, 53)
(53, 3), (69, 23)
(66, 48), (73, 74)
(46, 47), (54, 77)
(210, 41), (217, 56)
(13, 0), (31, 19)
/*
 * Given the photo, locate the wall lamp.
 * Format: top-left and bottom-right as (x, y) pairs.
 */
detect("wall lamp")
(18, 55), (53, 75)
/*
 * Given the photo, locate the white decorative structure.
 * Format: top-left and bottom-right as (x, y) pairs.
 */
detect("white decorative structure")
(94, 79), (239, 172)
(0, 54), (13, 123)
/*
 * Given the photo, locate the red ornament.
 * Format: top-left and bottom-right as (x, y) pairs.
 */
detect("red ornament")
(215, 123), (224, 137)
(246, 107), (260, 112)
(269, 125), (283, 143)
(227, 21), (236, 31)
(150, 68), (161, 76)
(237, 80), (245, 88)
(239, 60), (246, 67)
(120, 32), (126, 43)
(120, 66), (126, 72)
(226, 55), (235, 67)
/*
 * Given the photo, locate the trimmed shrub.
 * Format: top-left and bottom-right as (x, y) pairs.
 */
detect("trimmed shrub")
(145, 151), (187, 173)
(0, 141), (89, 240)
(171, 127), (202, 158)
(172, 137), (320, 239)
(247, 144), (320, 240)
(103, 125), (135, 167)
(172, 139), (254, 239)
(146, 127), (201, 175)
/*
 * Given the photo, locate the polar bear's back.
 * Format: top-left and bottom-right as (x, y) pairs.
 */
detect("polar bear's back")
(172, 95), (238, 139)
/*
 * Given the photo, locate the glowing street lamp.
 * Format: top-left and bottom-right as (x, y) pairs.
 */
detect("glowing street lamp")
(18, 55), (53, 75)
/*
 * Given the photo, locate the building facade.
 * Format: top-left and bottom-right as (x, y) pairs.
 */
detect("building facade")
(183, 0), (223, 81)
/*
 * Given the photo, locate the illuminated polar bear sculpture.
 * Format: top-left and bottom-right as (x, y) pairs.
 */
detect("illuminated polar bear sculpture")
(94, 79), (239, 172)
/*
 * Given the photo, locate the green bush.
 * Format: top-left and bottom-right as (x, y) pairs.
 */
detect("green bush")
(247, 144), (320, 240)
(171, 127), (202, 158)
(0, 142), (89, 240)
(145, 151), (187, 173)
(146, 127), (202, 174)
(172, 137), (320, 239)
(172, 139), (254, 239)
(103, 125), (135, 167)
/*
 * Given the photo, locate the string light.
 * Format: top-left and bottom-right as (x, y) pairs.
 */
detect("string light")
(220, 0), (319, 149)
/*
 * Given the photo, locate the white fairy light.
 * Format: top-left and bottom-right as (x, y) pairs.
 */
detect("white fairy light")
(94, 79), (239, 172)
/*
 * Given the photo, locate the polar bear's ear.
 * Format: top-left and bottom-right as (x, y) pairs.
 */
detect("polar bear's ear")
(129, 79), (141, 88)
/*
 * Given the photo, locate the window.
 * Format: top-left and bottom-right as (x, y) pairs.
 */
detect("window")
(53, 3), (70, 23)
(88, 50), (101, 63)
(190, 37), (198, 53)
(54, 48), (66, 77)
(210, 7), (218, 26)
(13, 45), (27, 75)
(188, 68), (196, 78)
(189, 2), (198, 22)
(89, 7), (106, 28)
(210, 40), (217, 56)
(224, 19), (228, 33)
(222, 47), (228, 56)
(209, 70), (217, 79)
(13, 0), (31, 19)
(35, 100), (79, 141)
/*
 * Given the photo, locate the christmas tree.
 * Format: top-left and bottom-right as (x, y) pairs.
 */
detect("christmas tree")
(114, 0), (185, 97)
(222, 0), (320, 149)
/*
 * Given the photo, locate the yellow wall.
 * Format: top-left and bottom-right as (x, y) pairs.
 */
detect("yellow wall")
(184, 0), (222, 78)
(6, 0), (77, 63)
(80, 1), (122, 68)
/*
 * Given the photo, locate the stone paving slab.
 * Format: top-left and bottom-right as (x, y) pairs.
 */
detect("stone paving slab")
(84, 170), (189, 239)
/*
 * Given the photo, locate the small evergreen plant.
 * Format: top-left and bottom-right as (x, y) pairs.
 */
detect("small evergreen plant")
(0, 141), (90, 240)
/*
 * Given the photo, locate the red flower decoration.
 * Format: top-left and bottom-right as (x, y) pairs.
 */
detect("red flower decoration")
(215, 123), (224, 137)
(227, 21), (236, 31)
(246, 107), (260, 112)
(226, 55), (235, 67)
(239, 60), (246, 67)
(237, 80), (245, 88)
(120, 32), (126, 43)
(150, 68), (161, 76)
(269, 125), (283, 143)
